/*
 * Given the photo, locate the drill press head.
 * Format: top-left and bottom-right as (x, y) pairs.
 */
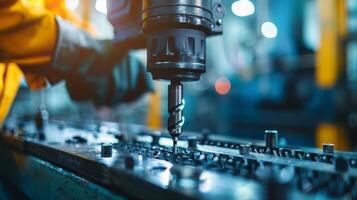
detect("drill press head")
(108, 0), (224, 152)
(142, 0), (224, 82)
(142, 0), (224, 152)
(108, 0), (224, 80)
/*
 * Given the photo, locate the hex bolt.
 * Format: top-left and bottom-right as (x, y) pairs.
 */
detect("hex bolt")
(101, 143), (113, 158)
(265, 130), (278, 148)
(240, 144), (251, 155)
(323, 143), (334, 154)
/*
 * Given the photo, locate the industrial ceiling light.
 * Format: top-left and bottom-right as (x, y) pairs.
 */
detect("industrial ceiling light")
(231, 0), (255, 17)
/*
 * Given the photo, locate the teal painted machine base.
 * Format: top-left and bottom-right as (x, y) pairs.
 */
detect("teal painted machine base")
(0, 141), (126, 200)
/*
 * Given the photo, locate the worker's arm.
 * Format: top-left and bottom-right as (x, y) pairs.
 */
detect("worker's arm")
(0, 0), (153, 105)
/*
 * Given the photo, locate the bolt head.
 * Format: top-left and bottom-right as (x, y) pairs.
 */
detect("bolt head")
(101, 143), (113, 157)
(187, 136), (198, 149)
(265, 130), (278, 148)
(322, 143), (334, 154)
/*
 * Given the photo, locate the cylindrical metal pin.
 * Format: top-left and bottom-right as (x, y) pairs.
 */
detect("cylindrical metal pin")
(101, 143), (113, 158)
(265, 130), (278, 148)
(323, 143), (334, 154)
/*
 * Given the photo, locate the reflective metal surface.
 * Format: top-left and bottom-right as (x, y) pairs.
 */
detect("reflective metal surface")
(1, 121), (357, 199)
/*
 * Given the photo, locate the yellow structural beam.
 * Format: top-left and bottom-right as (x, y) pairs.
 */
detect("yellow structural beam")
(0, 64), (23, 124)
(316, 0), (350, 150)
(146, 83), (162, 130)
(316, 0), (347, 88)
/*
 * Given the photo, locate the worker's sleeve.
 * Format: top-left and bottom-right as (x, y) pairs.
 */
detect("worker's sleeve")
(53, 17), (153, 106)
(0, 0), (56, 63)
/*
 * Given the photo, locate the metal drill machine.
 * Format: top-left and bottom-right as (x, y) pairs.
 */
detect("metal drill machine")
(2, 2), (357, 199)
(108, 0), (225, 153)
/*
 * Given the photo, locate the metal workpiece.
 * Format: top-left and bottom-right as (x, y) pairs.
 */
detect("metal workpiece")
(2, 122), (357, 200)
(170, 165), (202, 189)
(265, 130), (278, 149)
(170, 165), (202, 180)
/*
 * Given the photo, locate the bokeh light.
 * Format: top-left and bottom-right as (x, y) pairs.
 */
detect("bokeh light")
(215, 77), (232, 95)
(261, 21), (278, 39)
(231, 0), (255, 17)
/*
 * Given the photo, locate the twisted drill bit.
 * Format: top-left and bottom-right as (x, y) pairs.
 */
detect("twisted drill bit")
(168, 81), (185, 154)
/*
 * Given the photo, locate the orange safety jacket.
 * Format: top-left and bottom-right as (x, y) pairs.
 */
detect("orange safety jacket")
(0, 0), (88, 124)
